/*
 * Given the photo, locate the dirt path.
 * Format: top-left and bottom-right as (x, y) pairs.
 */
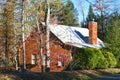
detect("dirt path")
(94, 74), (120, 80)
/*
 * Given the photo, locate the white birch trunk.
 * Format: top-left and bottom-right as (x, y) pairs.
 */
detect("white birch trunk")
(46, 0), (50, 71)
(80, 3), (85, 25)
(36, 13), (44, 72)
(14, 25), (19, 70)
(21, 0), (26, 69)
(22, 16), (26, 69)
(36, 12), (41, 72)
(36, 0), (45, 72)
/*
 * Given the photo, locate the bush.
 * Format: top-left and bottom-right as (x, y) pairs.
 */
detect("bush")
(101, 49), (117, 68)
(73, 48), (108, 70)
(104, 46), (120, 67)
(95, 49), (108, 69)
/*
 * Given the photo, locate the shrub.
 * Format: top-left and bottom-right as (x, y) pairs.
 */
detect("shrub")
(101, 49), (117, 68)
(103, 47), (120, 67)
(73, 48), (108, 70)
(95, 49), (108, 69)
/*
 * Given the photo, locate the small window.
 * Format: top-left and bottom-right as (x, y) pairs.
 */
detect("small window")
(32, 54), (37, 64)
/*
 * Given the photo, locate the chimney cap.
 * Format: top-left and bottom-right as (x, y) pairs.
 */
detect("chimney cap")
(92, 19), (95, 22)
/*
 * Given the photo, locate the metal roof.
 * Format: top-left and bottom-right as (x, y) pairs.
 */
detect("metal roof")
(43, 23), (105, 48)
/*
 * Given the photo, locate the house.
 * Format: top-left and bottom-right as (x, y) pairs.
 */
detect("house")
(19, 21), (104, 72)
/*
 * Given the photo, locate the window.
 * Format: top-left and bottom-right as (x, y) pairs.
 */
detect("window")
(32, 54), (36, 64)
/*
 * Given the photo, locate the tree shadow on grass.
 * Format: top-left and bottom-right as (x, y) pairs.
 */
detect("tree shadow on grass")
(0, 70), (82, 80)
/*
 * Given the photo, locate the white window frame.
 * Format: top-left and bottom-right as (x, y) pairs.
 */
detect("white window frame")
(31, 54), (36, 65)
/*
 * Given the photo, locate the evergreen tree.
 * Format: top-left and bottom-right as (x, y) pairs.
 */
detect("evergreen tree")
(86, 0), (114, 40)
(60, 0), (79, 26)
(40, 0), (79, 26)
(87, 5), (96, 22)
(82, 5), (96, 28)
(105, 12), (120, 67)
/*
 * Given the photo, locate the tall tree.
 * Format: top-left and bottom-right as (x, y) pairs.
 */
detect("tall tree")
(82, 5), (96, 28)
(87, 5), (96, 22)
(86, 0), (114, 40)
(0, 0), (23, 69)
(0, 0), (6, 65)
(45, 0), (50, 72)
(60, 0), (79, 26)
(49, 0), (63, 24)
(105, 14), (120, 67)
(35, 0), (78, 26)
(21, 0), (26, 69)
(3, 0), (16, 66)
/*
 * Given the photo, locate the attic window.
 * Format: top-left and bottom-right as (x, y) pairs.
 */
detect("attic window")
(31, 54), (37, 65)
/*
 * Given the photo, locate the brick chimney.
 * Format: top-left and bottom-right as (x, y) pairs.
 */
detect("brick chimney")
(88, 21), (97, 45)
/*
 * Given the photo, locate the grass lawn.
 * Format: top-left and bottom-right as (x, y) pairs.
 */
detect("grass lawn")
(0, 68), (120, 80)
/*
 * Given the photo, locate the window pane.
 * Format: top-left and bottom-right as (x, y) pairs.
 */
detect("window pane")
(32, 54), (36, 64)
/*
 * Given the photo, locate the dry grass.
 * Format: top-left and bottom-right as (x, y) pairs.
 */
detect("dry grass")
(0, 74), (21, 80)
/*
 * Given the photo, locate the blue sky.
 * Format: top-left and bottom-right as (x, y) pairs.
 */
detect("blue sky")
(71, 0), (120, 24)
(71, 0), (89, 23)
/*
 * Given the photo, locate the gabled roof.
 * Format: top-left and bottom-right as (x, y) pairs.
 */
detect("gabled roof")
(42, 23), (105, 48)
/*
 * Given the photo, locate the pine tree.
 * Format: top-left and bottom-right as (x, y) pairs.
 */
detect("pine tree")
(87, 5), (96, 22)
(105, 12), (120, 67)
(86, 0), (114, 40)
(82, 5), (96, 28)
(60, 0), (79, 26)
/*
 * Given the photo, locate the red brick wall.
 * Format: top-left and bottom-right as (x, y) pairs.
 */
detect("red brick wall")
(19, 28), (72, 72)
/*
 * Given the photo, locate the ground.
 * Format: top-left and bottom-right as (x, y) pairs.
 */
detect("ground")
(0, 68), (120, 80)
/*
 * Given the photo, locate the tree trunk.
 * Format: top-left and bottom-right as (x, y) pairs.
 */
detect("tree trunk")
(36, 0), (45, 72)
(21, 0), (26, 69)
(80, 3), (85, 26)
(5, 15), (9, 64)
(45, 0), (50, 72)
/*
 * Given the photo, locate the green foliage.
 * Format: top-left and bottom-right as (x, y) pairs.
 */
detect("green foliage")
(72, 48), (117, 70)
(37, 0), (79, 26)
(106, 46), (120, 68)
(95, 49), (108, 69)
(73, 48), (108, 70)
(87, 5), (96, 22)
(101, 49), (117, 68)
(60, 0), (79, 26)
(105, 17), (120, 67)
(82, 5), (96, 28)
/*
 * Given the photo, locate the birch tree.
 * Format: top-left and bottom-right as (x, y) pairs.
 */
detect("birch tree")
(45, 0), (50, 72)
(21, 0), (26, 69)
(35, 0), (45, 72)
